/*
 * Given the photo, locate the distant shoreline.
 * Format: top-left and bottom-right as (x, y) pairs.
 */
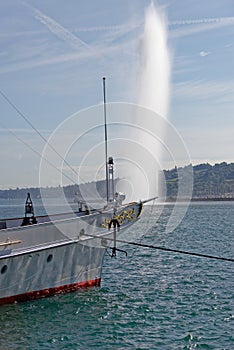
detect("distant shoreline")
(166, 197), (234, 202)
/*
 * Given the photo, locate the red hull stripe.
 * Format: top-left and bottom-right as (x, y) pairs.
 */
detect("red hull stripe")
(0, 278), (101, 305)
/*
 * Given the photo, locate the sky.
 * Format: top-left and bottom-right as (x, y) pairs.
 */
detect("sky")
(0, 0), (234, 189)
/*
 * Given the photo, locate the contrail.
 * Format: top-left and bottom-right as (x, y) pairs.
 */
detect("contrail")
(170, 16), (234, 38)
(72, 16), (234, 32)
(170, 16), (234, 26)
(21, 1), (90, 50)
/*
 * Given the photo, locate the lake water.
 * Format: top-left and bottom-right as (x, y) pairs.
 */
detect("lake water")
(0, 200), (233, 349)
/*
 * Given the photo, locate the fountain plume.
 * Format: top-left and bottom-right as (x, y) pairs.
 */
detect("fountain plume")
(139, 2), (170, 118)
(114, 2), (171, 203)
(132, 1), (171, 200)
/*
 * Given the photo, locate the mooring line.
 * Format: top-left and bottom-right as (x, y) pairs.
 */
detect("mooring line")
(0, 89), (79, 179)
(0, 88), (96, 199)
(83, 234), (234, 262)
(119, 240), (234, 262)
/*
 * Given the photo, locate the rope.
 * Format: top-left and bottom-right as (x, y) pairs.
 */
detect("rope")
(119, 240), (234, 263)
(0, 89), (97, 199)
(84, 233), (234, 263)
(0, 122), (78, 186)
(0, 89), (82, 179)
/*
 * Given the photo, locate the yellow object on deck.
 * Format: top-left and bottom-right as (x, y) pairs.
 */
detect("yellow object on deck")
(0, 239), (22, 247)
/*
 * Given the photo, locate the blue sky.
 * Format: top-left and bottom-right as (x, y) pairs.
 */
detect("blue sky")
(0, 0), (234, 189)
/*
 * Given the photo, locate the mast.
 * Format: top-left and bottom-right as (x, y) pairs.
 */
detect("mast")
(103, 77), (109, 204)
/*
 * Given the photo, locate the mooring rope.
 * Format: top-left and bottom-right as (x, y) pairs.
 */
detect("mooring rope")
(84, 233), (234, 263)
(0, 88), (99, 199)
(117, 239), (234, 263)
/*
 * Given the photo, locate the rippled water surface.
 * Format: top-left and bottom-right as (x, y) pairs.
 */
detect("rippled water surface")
(0, 201), (233, 349)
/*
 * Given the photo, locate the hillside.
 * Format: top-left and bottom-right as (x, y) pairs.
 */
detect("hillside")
(164, 162), (234, 200)
(0, 179), (108, 200)
(1, 162), (234, 201)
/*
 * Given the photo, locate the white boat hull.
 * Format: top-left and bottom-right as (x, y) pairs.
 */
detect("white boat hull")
(0, 202), (142, 304)
(0, 241), (104, 304)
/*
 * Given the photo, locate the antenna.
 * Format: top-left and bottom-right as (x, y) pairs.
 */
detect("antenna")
(103, 77), (109, 205)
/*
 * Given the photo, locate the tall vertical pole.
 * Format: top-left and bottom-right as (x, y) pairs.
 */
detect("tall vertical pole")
(103, 77), (109, 205)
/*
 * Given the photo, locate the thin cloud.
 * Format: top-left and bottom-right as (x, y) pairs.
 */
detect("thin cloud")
(21, 1), (90, 50)
(0, 33), (138, 75)
(73, 23), (141, 33)
(0, 30), (45, 39)
(0, 50), (91, 74)
(0, 2), (139, 75)
(173, 80), (234, 102)
(170, 16), (234, 38)
(71, 16), (234, 38)
(199, 51), (210, 57)
(178, 127), (234, 165)
(0, 126), (52, 135)
(170, 17), (234, 26)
